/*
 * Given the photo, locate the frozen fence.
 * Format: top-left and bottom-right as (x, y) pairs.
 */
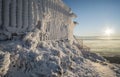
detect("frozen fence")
(0, 0), (76, 42)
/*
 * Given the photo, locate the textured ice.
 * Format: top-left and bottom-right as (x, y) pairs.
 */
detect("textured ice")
(0, 37), (118, 77)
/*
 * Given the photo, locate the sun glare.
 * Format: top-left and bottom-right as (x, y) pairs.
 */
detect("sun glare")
(105, 28), (114, 36)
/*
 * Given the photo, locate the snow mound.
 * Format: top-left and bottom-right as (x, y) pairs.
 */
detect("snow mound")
(0, 36), (118, 77)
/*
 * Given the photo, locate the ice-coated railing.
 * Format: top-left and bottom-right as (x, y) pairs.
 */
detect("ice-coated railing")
(0, 0), (75, 41)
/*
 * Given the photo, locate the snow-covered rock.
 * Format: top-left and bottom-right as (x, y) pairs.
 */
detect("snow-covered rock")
(0, 38), (118, 77)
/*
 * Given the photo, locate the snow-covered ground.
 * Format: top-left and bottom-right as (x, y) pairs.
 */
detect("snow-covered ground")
(0, 36), (119, 77)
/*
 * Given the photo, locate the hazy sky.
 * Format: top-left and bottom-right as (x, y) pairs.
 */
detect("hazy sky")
(64, 0), (120, 36)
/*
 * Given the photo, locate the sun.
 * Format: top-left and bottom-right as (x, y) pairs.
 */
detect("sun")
(104, 28), (114, 36)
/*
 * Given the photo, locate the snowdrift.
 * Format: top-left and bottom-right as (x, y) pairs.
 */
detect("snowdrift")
(0, 34), (118, 77)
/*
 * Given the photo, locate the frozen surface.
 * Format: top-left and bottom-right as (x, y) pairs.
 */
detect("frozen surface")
(0, 37), (119, 77)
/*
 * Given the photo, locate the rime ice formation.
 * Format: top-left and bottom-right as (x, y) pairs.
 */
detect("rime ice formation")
(0, 0), (76, 44)
(0, 0), (120, 77)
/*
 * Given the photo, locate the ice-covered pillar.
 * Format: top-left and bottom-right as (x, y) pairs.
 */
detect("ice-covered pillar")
(3, 0), (10, 30)
(38, 0), (42, 20)
(54, 1), (57, 40)
(0, 0), (2, 28)
(49, 0), (52, 40)
(46, 0), (49, 13)
(10, 0), (16, 28)
(22, 0), (28, 32)
(33, 0), (37, 26)
(53, 0), (55, 40)
(44, 0), (46, 12)
(16, 0), (22, 32)
(36, 0), (39, 23)
(28, 0), (34, 31)
(40, 0), (46, 33)
(42, 0), (45, 13)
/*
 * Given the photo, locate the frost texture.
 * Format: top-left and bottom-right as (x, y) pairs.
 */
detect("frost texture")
(0, 0), (76, 44)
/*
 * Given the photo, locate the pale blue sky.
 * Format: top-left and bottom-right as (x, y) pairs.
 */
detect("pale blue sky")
(64, 0), (120, 36)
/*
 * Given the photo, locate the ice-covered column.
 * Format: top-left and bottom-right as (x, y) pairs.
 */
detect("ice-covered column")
(38, 0), (44, 25)
(3, 0), (10, 31)
(10, 0), (16, 28)
(22, 0), (28, 32)
(0, 0), (2, 28)
(47, 0), (51, 40)
(42, 0), (44, 11)
(38, 0), (42, 20)
(44, 0), (47, 13)
(33, 0), (37, 26)
(16, 0), (22, 32)
(4, 0), (17, 33)
(46, 0), (49, 13)
(54, 1), (57, 39)
(37, 2), (39, 22)
(53, 0), (55, 40)
(58, 4), (61, 40)
(28, 0), (34, 31)
(49, 0), (52, 10)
